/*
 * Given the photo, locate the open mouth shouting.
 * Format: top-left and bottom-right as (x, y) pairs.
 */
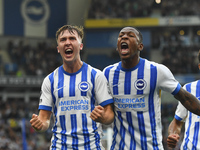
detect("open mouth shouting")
(65, 48), (73, 55)
(121, 42), (129, 55)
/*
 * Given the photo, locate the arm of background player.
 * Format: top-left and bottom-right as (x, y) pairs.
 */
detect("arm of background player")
(167, 118), (184, 148)
(174, 87), (200, 115)
(90, 104), (114, 125)
(30, 109), (52, 132)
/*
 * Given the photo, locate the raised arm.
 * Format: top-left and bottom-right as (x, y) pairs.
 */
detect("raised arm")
(174, 87), (200, 115)
(30, 109), (52, 132)
(90, 104), (114, 125)
(167, 118), (184, 148)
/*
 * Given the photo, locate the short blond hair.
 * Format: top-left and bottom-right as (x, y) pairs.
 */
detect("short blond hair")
(56, 25), (84, 42)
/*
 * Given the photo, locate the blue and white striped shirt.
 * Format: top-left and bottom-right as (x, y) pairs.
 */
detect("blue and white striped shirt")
(103, 58), (181, 150)
(39, 62), (113, 150)
(175, 80), (200, 150)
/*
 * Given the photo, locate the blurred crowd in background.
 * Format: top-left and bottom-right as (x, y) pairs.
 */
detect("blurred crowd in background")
(88, 0), (200, 19)
(4, 40), (61, 77)
(0, 99), (52, 150)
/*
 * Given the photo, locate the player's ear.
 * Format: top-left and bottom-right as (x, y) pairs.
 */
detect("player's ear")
(198, 63), (200, 70)
(80, 43), (83, 50)
(138, 43), (143, 51)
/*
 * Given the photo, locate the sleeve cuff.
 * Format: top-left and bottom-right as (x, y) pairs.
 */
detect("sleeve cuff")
(172, 83), (181, 95)
(99, 99), (114, 107)
(38, 105), (52, 111)
(174, 114), (182, 121)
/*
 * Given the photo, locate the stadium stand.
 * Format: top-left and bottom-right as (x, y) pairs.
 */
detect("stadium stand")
(88, 0), (200, 19)
(5, 39), (62, 77)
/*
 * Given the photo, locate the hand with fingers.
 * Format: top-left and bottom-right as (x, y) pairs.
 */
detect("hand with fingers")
(30, 114), (44, 132)
(167, 133), (180, 149)
(90, 105), (105, 123)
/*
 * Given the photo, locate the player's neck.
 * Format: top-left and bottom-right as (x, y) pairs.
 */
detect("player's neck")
(121, 56), (140, 69)
(63, 60), (83, 73)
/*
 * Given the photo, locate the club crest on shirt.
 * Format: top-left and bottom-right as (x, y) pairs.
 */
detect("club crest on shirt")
(78, 81), (90, 92)
(134, 79), (147, 90)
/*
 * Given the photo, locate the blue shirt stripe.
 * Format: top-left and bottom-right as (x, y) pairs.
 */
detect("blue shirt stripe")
(149, 64), (159, 150)
(113, 66), (120, 95)
(90, 69), (96, 111)
(118, 111), (125, 149)
(136, 59), (147, 150)
(126, 112), (136, 150)
(137, 58), (145, 95)
(58, 66), (64, 98)
(184, 111), (192, 149)
(49, 72), (58, 149)
(124, 71), (131, 94)
(70, 75), (76, 97)
(193, 122), (200, 149)
(196, 80), (200, 97)
(49, 72), (56, 104)
(90, 69), (101, 149)
(81, 64), (88, 96)
(111, 118), (117, 150)
(137, 111), (147, 150)
(104, 66), (114, 81)
(186, 83), (192, 92)
(60, 115), (67, 150)
(71, 114), (78, 149)
(82, 113), (90, 150)
(184, 83), (192, 149)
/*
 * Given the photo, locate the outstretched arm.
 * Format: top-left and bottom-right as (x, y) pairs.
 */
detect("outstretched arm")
(174, 87), (200, 115)
(167, 118), (184, 148)
(90, 104), (114, 125)
(30, 109), (52, 132)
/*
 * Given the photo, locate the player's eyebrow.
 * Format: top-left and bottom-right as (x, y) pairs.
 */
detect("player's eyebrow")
(119, 31), (140, 41)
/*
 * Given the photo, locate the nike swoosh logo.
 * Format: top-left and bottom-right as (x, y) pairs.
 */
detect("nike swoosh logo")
(56, 85), (67, 91)
(112, 83), (120, 87)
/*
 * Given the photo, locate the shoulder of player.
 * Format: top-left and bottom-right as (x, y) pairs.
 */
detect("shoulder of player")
(184, 80), (200, 88)
(103, 62), (120, 72)
(142, 59), (165, 70)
